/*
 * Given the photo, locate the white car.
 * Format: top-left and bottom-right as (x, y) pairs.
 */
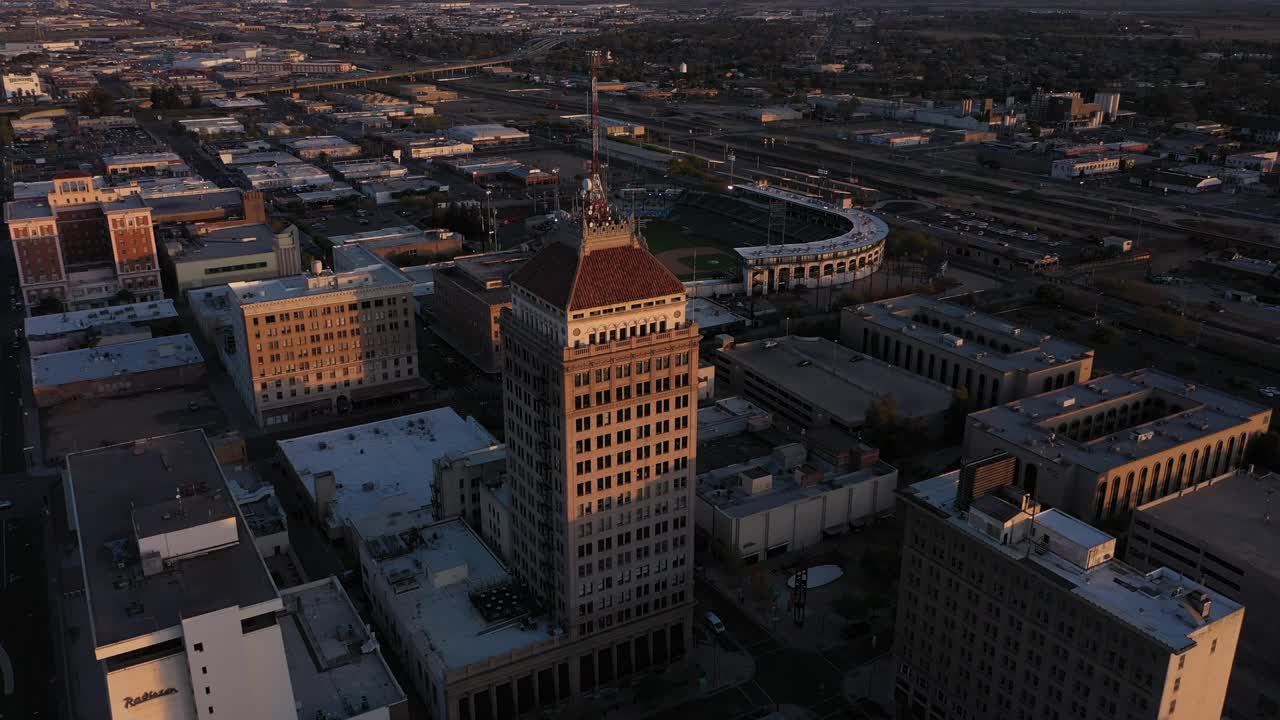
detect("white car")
(704, 611), (726, 634)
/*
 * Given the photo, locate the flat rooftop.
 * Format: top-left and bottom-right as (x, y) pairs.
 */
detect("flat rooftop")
(364, 518), (554, 672)
(280, 577), (405, 720)
(143, 187), (243, 221)
(228, 263), (408, 305)
(698, 456), (898, 518)
(32, 334), (203, 388)
(969, 369), (1272, 473)
(439, 249), (532, 299)
(102, 152), (183, 166)
(4, 197), (55, 221)
(847, 294), (1094, 374)
(904, 472), (1244, 653)
(688, 298), (747, 331)
(719, 335), (954, 426)
(1136, 469), (1280, 582)
(329, 225), (424, 246)
(282, 135), (361, 150)
(24, 299), (176, 338)
(172, 223), (276, 262)
(278, 408), (500, 531)
(67, 431), (278, 648)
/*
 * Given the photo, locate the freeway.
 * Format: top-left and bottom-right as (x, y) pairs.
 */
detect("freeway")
(232, 36), (568, 97)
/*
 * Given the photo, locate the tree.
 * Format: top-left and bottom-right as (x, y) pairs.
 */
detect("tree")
(77, 87), (116, 117)
(114, 288), (137, 304)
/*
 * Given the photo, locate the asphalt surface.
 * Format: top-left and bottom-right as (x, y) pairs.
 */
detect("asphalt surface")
(654, 579), (886, 720)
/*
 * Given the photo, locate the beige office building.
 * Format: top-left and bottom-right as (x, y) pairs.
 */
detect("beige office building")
(201, 260), (420, 426)
(895, 462), (1245, 720)
(1129, 469), (1280, 720)
(963, 369), (1272, 527)
(841, 294), (1095, 408)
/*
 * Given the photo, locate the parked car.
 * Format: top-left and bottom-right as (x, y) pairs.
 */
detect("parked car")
(704, 612), (725, 634)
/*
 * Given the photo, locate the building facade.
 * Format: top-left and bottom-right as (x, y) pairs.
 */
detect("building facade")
(841, 294), (1095, 408)
(895, 464), (1244, 720)
(1128, 469), (1280, 720)
(962, 369), (1272, 527)
(219, 262), (419, 426)
(4, 172), (163, 313)
(432, 250), (532, 374)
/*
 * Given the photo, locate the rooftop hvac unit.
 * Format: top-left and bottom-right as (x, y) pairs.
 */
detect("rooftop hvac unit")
(1131, 430), (1155, 443)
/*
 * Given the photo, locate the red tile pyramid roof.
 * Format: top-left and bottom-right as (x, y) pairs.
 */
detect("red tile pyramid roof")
(512, 242), (686, 312)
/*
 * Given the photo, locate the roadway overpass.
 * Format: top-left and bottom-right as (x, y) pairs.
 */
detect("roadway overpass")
(231, 37), (566, 97)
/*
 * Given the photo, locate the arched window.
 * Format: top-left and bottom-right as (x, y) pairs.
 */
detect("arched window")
(1043, 378), (1054, 393)
(1066, 371), (1076, 385)
(1138, 467), (1149, 505)
(1107, 477), (1121, 519)
(1214, 440), (1226, 476)
(1024, 464), (1039, 495)
(1122, 472), (1135, 513)
(1189, 450), (1200, 485)
(1094, 482), (1107, 521)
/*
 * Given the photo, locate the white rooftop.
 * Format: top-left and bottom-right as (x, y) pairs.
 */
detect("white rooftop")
(24, 300), (176, 338)
(329, 225), (424, 246)
(31, 334), (203, 388)
(905, 472), (1244, 652)
(687, 297), (747, 330)
(278, 408), (500, 532)
(363, 518), (555, 672)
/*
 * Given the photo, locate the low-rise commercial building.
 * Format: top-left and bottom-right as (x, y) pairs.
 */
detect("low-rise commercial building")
(277, 407), (502, 539)
(280, 577), (410, 720)
(359, 176), (446, 205)
(330, 158), (409, 182)
(431, 249), (533, 373)
(696, 440), (897, 563)
(194, 260), (419, 427)
(384, 132), (474, 160)
(894, 464), (1244, 720)
(1129, 469), (1280, 720)
(164, 221), (303, 292)
(177, 117), (245, 136)
(238, 162), (334, 191)
(712, 335), (955, 435)
(330, 225), (462, 262)
(443, 124), (530, 147)
(281, 135), (362, 161)
(31, 333), (205, 407)
(24, 299), (178, 356)
(963, 369), (1272, 526)
(102, 152), (191, 178)
(840, 294), (1095, 407)
(1051, 155), (1123, 179)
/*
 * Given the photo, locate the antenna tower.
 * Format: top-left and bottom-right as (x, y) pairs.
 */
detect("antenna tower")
(587, 49), (604, 179)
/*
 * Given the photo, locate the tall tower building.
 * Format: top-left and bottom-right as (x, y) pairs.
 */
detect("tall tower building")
(501, 167), (699, 651)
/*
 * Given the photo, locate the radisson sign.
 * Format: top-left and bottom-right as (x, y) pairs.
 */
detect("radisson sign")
(123, 687), (179, 708)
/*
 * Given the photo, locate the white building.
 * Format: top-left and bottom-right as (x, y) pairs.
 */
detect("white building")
(277, 407), (503, 540)
(696, 443), (898, 562)
(2, 72), (48, 100)
(23, 299), (177, 356)
(66, 430), (300, 720)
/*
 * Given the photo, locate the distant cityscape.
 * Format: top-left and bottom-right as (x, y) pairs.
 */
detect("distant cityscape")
(1, 2), (1279, 720)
